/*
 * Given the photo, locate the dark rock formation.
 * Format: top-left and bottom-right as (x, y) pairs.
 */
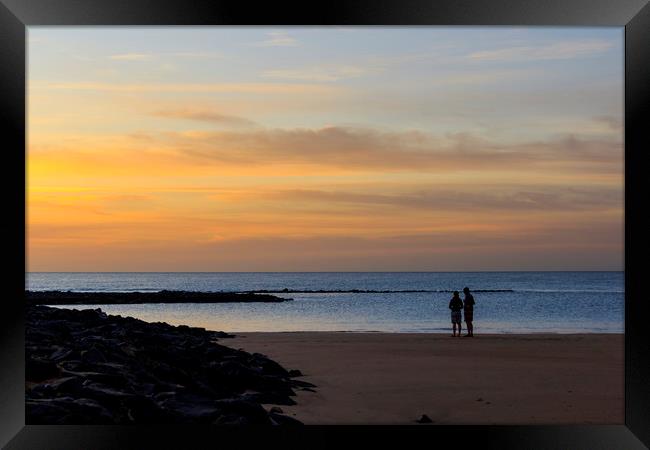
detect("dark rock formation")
(26, 305), (310, 424)
(416, 414), (433, 423)
(26, 290), (291, 305)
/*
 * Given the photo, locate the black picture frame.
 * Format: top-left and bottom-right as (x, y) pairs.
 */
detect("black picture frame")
(1, 0), (649, 448)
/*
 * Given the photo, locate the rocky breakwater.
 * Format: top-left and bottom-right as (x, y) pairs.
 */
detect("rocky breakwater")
(26, 290), (291, 305)
(26, 305), (314, 424)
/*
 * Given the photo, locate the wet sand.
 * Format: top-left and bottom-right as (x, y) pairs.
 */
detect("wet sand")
(227, 332), (623, 425)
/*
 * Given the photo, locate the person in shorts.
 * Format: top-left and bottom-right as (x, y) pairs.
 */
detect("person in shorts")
(463, 287), (475, 337)
(448, 291), (463, 337)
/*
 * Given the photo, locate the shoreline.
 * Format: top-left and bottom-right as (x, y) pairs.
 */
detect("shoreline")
(227, 330), (625, 334)
(45, 304), (623, 335)
(47, 305), (624, 335)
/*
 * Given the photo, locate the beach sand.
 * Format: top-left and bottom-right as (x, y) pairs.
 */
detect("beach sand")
(227, 333), (623, 425)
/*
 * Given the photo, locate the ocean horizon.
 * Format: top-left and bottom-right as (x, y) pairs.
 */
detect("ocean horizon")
(26, 271), (624, 334)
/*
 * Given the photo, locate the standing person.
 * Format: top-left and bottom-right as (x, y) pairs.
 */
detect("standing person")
(463, 287), (475, 337)
(448, 291), (463, 337)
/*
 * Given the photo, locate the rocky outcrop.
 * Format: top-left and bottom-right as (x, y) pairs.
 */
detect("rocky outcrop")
(26, 305), (313, 425)
(26, 290), (291, 305)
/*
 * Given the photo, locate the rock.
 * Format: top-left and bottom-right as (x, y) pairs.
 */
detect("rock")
(270, 412), (303, 426)
(249, 375), (296, 395)
(288, 369), (303, 377)
(70, 398), (115, 423)
(26, 357), (60, 382)
(49, 347), (75, 362)
(94, 362), (128, 371)
(216, 360), (256, 379)
(214, 398), (272, 424)
(29, 376), (85, 398)
(212, 414), (248, 425)
(134, 382), (156, 396)
(81, 372), (130, 388)
(249, 353), (290, 377)
(156, 393), (223, 423)
(25, 304), (308, 425)
(26, 398), (75, 425)
(416, 414), (433, 423)
(81, 346), (108, 364)
(269, 406), (284, 414)
(242, 391), (297, 406)
(26, 397), (115, 424)
(80, 382), (136, 405)
(58, 360), (84, 372)
(77, 308), (107, 322)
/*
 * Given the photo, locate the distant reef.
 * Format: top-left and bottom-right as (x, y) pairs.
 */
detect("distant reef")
(26, 290), (291, 305)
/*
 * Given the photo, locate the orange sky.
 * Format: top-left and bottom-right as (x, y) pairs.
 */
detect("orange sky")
(27, 27), (624, 271)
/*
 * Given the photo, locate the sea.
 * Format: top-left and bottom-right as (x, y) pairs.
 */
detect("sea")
(26, 272), (624, 334)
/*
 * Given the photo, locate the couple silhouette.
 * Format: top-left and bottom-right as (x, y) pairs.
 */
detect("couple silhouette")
(448, 287), (475, 337)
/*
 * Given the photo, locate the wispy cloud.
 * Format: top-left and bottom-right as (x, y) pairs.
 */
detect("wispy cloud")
(109, 51), (221, 61)
(28, 219), (623, 272)
(252, 31), (299, 47)
(109, 53), (153, 61)
(467, 39), (614, 62)
(34, 81), (340, 94)
(262, 65), (371, 82)
(259, 50), (453, 83)
(152, 108), (258, 128)
(259, 50), (513, 84)
(164, 126), (622, 174)
(593, 115), (623, 131)
(261, 186), (622, 213)
(167, 51), (222, 58)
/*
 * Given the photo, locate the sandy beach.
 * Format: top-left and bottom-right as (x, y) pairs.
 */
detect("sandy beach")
(228, 332), (624, 425)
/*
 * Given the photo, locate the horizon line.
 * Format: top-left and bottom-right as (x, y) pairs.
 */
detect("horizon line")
(26, 270), (625, 274)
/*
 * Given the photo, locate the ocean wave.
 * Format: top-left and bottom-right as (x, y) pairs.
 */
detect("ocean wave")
(246, 288), (622, 294)
(26, 288), (623, 294)
(513, 289), (624, 294)
(245, 289), (514, 293)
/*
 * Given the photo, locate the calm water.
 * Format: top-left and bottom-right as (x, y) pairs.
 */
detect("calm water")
(26, 272), (624, 333)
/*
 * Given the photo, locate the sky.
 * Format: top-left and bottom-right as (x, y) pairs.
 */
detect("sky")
(27, 27), (624, 272)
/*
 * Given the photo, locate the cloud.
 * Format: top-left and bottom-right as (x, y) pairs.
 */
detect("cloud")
(263, 186), (622, 213)
(109, 52), (222, 61)
(262, 65), (370, 82)
(34, 82), (339, 95)
(152, 108), (258, 128)
(253, 31), (299, 47)
(467, 39), (614, 62)
(167, 52), (222, 58)
(109, 53), (153, 61)
(259, 47), (464, 83)
(28, 126), (623, 272)
(259, 50), (457, 83)
(29, 217), (623, 272)
(163, 126), (623, 174)
(593, 115), (623, 131)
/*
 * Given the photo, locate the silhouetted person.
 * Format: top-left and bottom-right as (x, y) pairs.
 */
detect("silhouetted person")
(449, 291), (463, 337)
(463, 287), (475, 337)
